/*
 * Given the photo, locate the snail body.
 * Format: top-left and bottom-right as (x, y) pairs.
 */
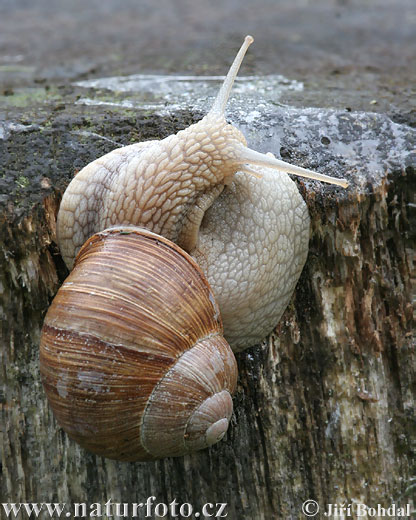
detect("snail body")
(193, 158), (310, 350)
(57, 36), (347, 350)
(40, 227), (237, 461)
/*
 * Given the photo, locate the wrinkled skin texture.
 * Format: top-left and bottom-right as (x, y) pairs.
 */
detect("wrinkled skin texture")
(57, 114), (246, 268)
(193, 164), (310, 351)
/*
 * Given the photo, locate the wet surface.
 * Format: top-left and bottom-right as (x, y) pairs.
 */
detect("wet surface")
(73, 74), (303, 115)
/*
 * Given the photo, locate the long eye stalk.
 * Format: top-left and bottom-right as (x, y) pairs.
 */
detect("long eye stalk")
(210, 35), (254, 116)
(239, 146), (349, 187)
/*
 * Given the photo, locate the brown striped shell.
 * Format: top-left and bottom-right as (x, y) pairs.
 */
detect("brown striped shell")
(40, 227), (237, 461)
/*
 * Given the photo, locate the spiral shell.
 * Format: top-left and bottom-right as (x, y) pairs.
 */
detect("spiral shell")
(40, 227), (237, 461)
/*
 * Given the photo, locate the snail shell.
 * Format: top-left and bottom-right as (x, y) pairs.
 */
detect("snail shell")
(40, 227), (237, 461)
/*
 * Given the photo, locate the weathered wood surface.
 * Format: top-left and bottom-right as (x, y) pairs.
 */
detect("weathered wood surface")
(1, 86), (415, 519)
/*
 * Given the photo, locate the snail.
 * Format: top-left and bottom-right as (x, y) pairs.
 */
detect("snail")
(40, 36), (348, 461)
(56, 35), (347, 351)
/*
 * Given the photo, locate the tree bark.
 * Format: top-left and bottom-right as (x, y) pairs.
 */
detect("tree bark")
(1, 97), (415, 519)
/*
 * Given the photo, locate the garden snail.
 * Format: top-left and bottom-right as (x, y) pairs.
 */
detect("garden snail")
(56, 35), (347, 350)
(40, 36), (348, 461)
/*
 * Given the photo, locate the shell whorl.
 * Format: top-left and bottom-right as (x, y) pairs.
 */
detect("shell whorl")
(40, 227), (237, 461)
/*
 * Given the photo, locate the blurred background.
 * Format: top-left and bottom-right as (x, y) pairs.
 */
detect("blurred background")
(0, 0), (415, 119)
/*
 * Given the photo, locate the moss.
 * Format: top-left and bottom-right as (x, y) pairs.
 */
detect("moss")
(0, 86), (62, 108)
(0, 64), (35, 73)
(16, 175), (30, 189)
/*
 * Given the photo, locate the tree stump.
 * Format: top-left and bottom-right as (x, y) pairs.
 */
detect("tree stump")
(1, 77), (415, 519)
